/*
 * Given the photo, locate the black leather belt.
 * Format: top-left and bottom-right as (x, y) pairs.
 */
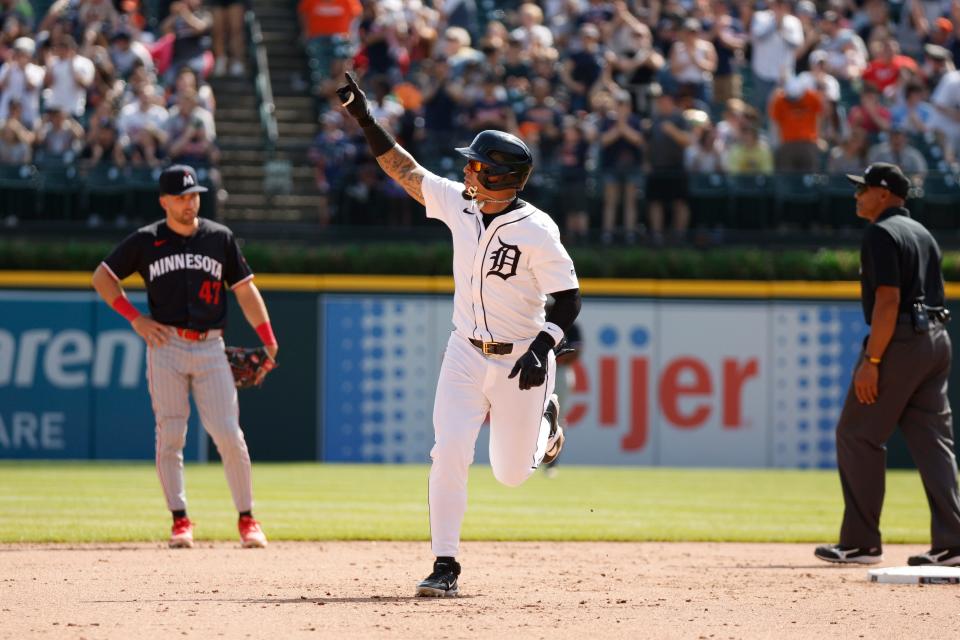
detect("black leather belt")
(469, 338), (513, 355)
(896, 311), (947, 325)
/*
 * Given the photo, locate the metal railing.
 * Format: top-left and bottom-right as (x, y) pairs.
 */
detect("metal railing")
(246, 10), (279, 157)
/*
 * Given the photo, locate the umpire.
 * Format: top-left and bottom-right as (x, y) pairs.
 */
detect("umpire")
(815, 162), (960, 567)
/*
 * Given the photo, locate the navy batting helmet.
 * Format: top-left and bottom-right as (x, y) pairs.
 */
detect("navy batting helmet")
(455, 130), (533, 191)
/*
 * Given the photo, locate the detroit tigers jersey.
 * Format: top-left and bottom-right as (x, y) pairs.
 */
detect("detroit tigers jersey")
(101, 218), (253, 330)
(422, 173), (579, 343)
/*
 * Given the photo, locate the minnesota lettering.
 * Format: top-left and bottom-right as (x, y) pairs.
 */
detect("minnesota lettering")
(148, 253), (223, 281)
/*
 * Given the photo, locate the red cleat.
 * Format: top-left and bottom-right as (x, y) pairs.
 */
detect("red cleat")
(169, 517), (194, 549)
(238, 516), (267, 548)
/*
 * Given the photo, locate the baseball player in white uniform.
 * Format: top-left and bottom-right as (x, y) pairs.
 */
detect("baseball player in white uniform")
(337, 72), (582, 597)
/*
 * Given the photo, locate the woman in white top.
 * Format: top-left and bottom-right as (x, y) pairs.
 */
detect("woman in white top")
(0, 38), (45, 129)
(670, 19), (717, 103)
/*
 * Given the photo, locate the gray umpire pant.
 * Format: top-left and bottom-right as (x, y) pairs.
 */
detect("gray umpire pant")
(836, 320), (960, 549)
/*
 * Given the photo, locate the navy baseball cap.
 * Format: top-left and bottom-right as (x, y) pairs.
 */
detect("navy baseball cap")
(159, 164), (208, 195)
(846, 162), (911, 199)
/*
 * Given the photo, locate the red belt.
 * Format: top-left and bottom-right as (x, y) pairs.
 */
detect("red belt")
(176, 327), (213, 341)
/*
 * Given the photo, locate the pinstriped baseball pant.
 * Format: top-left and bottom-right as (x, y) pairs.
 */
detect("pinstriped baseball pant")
(146, 334), (254, 513)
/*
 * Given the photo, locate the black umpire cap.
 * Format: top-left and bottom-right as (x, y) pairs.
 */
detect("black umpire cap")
(846, 162), (911, 199)
(159, 164), (208, 195)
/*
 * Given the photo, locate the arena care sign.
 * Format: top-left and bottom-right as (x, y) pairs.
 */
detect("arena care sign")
(320, 295), (866, 468)
(0, 291), (201, 460)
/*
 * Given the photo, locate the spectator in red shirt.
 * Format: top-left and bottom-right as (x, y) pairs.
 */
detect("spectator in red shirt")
(862, 38), (919, 95)
(848, 84), (891, 135)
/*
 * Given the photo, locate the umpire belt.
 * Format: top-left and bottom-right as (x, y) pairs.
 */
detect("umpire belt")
(469, 338), (514, 355)
(896, 311), (949, 327)
(175, 327), (223, 341)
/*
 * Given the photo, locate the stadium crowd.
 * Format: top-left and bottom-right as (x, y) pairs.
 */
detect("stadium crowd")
(299, 0), (960, 241)
(0, 0), (243, 218)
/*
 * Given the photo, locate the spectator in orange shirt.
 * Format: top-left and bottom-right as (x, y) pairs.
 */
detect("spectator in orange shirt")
(298, 0), (361, 98)
(862, 39), (918, 96)
(768, 76), (824, 172)
(298, 0), (361, 39)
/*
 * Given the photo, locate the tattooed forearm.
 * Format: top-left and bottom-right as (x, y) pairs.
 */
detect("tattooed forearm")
(376, 145), (426, 205)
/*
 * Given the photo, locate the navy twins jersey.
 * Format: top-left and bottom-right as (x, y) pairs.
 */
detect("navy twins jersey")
(101, 218), (253, 330)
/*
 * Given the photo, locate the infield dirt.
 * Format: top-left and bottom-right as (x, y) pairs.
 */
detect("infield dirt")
(2, 541), (959, 639)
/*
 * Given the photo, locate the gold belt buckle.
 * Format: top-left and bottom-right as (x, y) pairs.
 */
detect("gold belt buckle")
(482, 342), (497, 355)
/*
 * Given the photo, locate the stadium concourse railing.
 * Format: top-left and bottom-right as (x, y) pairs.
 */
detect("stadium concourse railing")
(4, 168), (960, 247)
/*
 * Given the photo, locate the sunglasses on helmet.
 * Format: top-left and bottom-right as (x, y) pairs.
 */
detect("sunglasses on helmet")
(467, 160), (488, 173)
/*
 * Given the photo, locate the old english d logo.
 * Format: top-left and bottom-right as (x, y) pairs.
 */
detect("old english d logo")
(487, 238), (521, 280)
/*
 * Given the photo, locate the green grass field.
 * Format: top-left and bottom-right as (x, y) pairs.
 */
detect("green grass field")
(0, 462), (941, 544)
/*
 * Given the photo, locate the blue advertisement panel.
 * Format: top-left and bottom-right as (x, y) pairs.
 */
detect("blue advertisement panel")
(770, 304), (866, 469)
(0, 291), (201, 460)
(321, 295), (448, 463)
(319, 294), (869, 468)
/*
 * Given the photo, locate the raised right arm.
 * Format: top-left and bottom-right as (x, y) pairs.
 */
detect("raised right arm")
(336, 72), (430, 205)
(374, 145), (427, 206)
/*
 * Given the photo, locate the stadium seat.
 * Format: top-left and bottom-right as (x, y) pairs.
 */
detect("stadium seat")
(0, 164), (39, 222)
(83, 164), (131, 225)
(727, 174), (773, 228)
(128, 166), (165, 220)
(688, 172), (729, 228)
(820, 173), (858, 228)
(915, 172), (960, 229)
(38, 162), (82, 220)
(773, 172), (824, 228)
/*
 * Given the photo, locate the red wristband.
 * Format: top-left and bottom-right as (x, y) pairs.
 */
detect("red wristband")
(255, 321), (277, 346)
(111, 296), (140, 323)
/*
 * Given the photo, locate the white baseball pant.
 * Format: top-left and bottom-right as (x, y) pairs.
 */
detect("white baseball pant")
(429, 332), (556, 558)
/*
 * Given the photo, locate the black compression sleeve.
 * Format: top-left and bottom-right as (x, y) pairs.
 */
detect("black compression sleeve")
(361, 120), (397, 157)
(546, 288), (582, 333)
(528, 288), (582, 358)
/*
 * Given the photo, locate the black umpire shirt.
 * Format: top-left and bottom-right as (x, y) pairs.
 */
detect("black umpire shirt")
(102, 218), (253, 330)
(860, 206), (945, 323)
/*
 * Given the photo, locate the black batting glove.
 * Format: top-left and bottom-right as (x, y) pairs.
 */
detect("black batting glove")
(508, 335), (553, 391)
(336, 71), (373, 125)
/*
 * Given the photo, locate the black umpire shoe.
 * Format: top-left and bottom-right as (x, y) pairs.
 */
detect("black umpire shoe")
(542, 394), (565, 466)
(416, 557), (461, 597)
(908, 547), (960, 566)
(814, 544), (883, 564)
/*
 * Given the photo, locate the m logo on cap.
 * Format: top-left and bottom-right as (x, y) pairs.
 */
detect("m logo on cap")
(160, 164), (207, 195)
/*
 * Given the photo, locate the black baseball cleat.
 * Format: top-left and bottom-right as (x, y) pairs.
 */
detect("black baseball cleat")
(907, 547), (960, 566)
(541, 394), (565, 466)
(416, 557), (461, 597)
(814, 544), (883, 564)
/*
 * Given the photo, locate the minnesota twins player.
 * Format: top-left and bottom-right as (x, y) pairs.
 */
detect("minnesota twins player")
(338, 72), (582, 597)
(91, 165), (278, 549)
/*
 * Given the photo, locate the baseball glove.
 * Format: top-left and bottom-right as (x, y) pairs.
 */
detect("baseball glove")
(554, 338), (578, 360)
(225, 346), (277, 389)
